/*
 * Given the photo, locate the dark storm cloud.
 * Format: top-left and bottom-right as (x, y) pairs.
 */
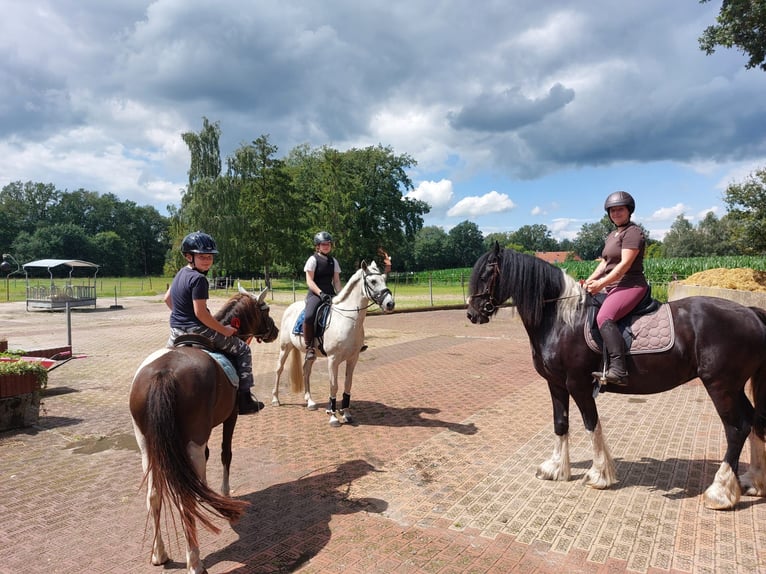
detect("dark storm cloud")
(1, 0), (765, 210)
(448, 83), (575, 132)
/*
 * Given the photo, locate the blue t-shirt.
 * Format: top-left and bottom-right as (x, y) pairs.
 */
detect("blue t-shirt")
(169, 266), (209, 329)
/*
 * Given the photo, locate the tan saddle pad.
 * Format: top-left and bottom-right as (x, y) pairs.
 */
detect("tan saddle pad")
(585, 304), (674, 355)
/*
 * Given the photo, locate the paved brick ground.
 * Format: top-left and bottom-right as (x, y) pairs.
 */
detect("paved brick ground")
(1, 296), (765, 573)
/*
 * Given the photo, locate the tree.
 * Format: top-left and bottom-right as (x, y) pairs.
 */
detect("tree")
(413, 226), (450, 270)
(510, 224), (557, 253)
(662, 215), (699, 257)
(229, 135), (303, 281)
(573, 216), (614, 260)
(722, 166), (766, 253)
(286, 143), (428, 274)
(699, 0), (766, 71)
(447, 220), (485, 267)
(483, 232), (514, 251)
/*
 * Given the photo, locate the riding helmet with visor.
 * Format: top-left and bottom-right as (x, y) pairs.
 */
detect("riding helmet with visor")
(604, 191), (635, 215)
(313, 231), (333, 245)
(181, 231), (219, 254)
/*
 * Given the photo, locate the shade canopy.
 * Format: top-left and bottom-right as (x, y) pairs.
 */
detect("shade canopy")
(23, 259), (100, 271)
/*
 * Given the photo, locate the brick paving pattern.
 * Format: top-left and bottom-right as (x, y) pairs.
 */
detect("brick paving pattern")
(1, 296), (765, 573)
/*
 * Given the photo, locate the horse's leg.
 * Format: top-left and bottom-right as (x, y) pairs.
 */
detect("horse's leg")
(741, 430), (766, 496)
(570, 382), (617, 489)
(338, 354), (360, 424)
(302, 353), (318, 410)
(536, 382), (571, 481)
(182, 441), (208, 574)
(326, 357), (342, 427)
(133, 425), (170, 565)
(220, 412), (237, 497)
(272, 344), (289, 406)
(703, 388), (752, 509)
(182, 512), (205, 574)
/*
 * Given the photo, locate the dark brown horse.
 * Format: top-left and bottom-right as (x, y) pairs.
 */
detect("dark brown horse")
(129, 286), (278, 574)
(467, 244), (766, 510)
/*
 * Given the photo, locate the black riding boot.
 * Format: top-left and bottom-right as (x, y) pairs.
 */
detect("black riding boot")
(238, 390), (263, 414)
(303, 322), (316, 362)
(593, 319), (629, 386)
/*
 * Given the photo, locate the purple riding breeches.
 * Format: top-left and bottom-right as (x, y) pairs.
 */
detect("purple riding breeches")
(596, 285), (648, 327)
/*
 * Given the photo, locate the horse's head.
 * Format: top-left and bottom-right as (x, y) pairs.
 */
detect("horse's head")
(361, 260), (395, 313)
(467, 242), (502, 325)
(218, 284), (279, 343)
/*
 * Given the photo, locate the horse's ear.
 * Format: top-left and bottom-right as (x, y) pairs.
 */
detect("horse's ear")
(238, 282), (248, 295)
(493, 241), (501, 256)
(256, 288), (268, 304)
(361, 260), (368, 271)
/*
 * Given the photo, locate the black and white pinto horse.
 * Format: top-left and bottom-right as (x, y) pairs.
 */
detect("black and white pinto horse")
(272, 260), (395, 426)
(466, 244), (766, 510)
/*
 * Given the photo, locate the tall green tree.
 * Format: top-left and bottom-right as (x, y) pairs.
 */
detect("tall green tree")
(228, 135), (303, 281)
(448, 220), (486, 267)
(699, 0), (766, 71)
(723, 166), (766, 253)
(573, 216), (614, 260)
(413, 226), (450, 270)
(662, 215), (699, 257)
(511, 224), (558, 253)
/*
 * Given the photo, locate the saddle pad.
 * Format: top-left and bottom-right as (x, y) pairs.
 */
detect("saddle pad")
(291, 305), (331, 336)
(205, 351), (239, 387)
(585, 304), (674, 355)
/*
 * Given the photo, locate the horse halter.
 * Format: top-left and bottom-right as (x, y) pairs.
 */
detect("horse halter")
(362, 268), (392, 309)
(233, 300), (275, 343)
(474, 259), (501, 318)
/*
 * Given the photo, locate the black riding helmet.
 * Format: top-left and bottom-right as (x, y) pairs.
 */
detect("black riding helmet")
(181, 231), (219, 254)
(604, 191), (635, 225)
(314, 231), (333, 245)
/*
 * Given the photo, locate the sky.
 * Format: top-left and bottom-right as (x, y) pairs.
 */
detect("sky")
(2, 1), (766, 243)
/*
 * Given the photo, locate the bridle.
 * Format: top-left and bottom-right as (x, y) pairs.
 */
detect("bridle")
(474, 259), (501, 317)
(231, 300), (275, 344)
(333, 267), (392, 312)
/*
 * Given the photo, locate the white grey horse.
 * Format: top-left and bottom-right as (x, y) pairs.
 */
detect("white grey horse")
(272, 260), (395, 426)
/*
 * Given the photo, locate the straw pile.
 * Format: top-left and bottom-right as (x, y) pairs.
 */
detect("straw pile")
(681, 268), (766, 292)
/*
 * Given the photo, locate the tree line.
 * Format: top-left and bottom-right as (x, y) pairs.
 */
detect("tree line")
(3, 121), (766, 277)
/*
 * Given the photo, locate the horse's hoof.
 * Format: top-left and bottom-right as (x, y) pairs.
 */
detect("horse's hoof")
(341, 410), (353, 424)
(307, 402), (318, 411)
(271, 398), (280, 406)
(329, 415), (341, 427)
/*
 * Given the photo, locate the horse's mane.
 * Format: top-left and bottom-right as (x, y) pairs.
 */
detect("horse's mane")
(215, 293), (262, 332)
(475, 248), (584, 329)
(334, 261), (380, 303)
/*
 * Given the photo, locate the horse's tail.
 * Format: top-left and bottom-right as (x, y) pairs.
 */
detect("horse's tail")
(748, 306), (766, 441)
(289, 344), (303, 394)
(142, 370), (248, 547)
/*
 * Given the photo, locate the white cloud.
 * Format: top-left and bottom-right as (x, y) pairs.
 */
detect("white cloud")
(649, 203), (687, 222)
(405, 179), (454, 210)
(447, 190), (516, 217)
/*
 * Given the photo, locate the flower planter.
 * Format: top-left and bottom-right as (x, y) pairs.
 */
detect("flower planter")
(0, 372), (43, 431)
(0, 373), (41, 398)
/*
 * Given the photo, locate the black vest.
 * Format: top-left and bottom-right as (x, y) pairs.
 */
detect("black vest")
(313, 254), (336, 295)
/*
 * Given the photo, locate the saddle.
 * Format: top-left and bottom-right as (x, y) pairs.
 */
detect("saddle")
(584, 288), (674, 355)
(172, 334), (239, 387)
(291, 302), (332, 354)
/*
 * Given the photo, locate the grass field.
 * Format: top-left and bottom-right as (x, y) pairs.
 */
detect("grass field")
(4, 254), (766, 309)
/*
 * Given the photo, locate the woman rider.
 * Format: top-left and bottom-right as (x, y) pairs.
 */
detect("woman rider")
(584, 191), (649, 386)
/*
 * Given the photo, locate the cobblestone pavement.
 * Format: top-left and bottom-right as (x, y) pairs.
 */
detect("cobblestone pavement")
(1, 296), (765, 573)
